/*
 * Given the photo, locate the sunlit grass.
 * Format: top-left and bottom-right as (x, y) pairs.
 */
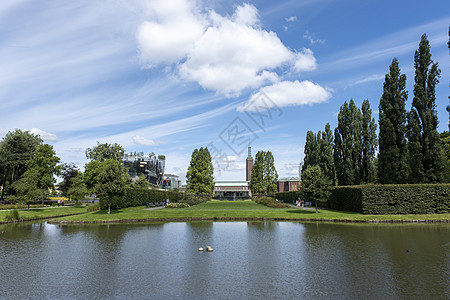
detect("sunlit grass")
(0, 206), (87, 223)
(52, 200), (450, 223)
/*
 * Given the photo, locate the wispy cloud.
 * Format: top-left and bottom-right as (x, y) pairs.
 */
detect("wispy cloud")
(352, 74), (385, 86)
(321, 18), (448, 71)
(285, 16), (297, 22)
(303, 30), (324, 45)
(132, 136), (166, 146)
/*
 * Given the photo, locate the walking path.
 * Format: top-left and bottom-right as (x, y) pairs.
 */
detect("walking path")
(144, 206), (165, 211)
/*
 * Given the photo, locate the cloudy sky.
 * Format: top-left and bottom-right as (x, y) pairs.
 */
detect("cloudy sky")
(1, 0), (449, 183)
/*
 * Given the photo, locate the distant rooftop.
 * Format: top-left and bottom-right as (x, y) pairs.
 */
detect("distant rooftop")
(214, 181), (249, 187)
(278, 177), (300, 182)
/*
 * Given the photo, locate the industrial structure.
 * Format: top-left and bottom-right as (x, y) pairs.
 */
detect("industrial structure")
(123, 152), (165, 187)
(162, 174), (181, 190)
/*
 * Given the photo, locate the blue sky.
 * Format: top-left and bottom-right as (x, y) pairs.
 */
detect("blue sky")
(1, 0), (449, 184)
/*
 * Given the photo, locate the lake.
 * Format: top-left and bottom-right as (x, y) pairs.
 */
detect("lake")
(0, 221), (449, 299)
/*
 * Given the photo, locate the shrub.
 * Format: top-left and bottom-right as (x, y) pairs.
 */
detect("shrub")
(166, 203), (190, 208)
(5, 209), (20, 221)
(330, 184), (450, 214)
(87, 203), (101, 212)
(181, 194), (211, 206)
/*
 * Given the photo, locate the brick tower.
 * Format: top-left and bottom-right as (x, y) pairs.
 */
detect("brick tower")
(246, 146), (253, 181)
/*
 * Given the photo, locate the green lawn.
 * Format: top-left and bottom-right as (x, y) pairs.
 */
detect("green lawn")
(50, 200), (450, 223)
(0, 206), (87, 223)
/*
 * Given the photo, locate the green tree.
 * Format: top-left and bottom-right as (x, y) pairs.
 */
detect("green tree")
(83, 160), (104, 195)
(186, 147), (214, 195)
(97, 159), (125, 214)
(378, 58), (409, 183)
(440, 131), (450, 182)
(319, 123), (335, 184)
(302, 123), (335, 184)
(407, 34), (444, 183)
(334, 100), (377, 185)
(10, 170), (41, 203)
(85, 142), (125, 162)
(84, 142), (130, 195)
(59, 163), (80, 198)
(67, 175), (87, 204)
(406, 109), (424, 182)
(249, 151), (278, 194)
(134, 174), (150, 189)
(0, 130), (42, 198)
(300, 165), (332, 213)
(334, 99), (362, 185)
(302, 131), (319, 171)
(361, 100), (378, 183)
(26, 144), (61, 203)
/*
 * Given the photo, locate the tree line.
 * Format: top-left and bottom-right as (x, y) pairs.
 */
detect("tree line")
(0, 137), (151, 210)
(185, 147), (278, 196)
(302, 34), (450, 187)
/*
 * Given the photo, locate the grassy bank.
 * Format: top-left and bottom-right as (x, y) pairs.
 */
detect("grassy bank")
(0, 206), (87, 224)
(49, 200), (450, 224)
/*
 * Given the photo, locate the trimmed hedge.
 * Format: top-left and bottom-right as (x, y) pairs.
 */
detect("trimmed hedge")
(275, 191), (300, 203)
(330, 184), (450, 214)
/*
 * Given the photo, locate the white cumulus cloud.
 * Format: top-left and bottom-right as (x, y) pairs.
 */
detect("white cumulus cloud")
(238, 80), (331, 111)
(28, 128), (58, 142)
(293, 48), (317, 72)
(137, 1), (319, 96)
(136, 0), (205, 65)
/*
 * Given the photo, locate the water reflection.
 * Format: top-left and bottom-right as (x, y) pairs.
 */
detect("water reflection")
(0, 222), (448, 299)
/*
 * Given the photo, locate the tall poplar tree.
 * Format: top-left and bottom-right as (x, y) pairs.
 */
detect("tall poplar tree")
(407, 34), (443, 183)
(361, 100), (378, 183)
(186, 147), (214, 195)
(302, 131), (319, 172)
(378, 58), (408, 183)
(334, 99), (377, 185)
(302, 124), (335, 185)
(319, 123), (335, 185)
(334, 100), (362, 185)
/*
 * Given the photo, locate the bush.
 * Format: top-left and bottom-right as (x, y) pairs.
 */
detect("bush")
(87, 203), (101, 212)
(181, 194), (211, 206)
(330, 184), (450, 214)
(253, 196), (275, 206)
(5, 209), (20, 221)
(166, 203), (190, 208)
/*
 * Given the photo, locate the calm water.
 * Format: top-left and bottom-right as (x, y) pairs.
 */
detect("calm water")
(0, 221), (449, 299)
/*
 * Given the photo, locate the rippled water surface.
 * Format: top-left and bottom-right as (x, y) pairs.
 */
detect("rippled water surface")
(0, 222), (449, 299)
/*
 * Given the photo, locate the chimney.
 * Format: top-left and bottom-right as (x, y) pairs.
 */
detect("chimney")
(246, 146), (253, 181)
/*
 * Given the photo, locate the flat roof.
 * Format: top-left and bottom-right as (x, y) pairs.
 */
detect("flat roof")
(278, 177), (300, 182)
(214, 181), (249, 187)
